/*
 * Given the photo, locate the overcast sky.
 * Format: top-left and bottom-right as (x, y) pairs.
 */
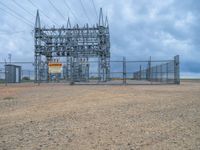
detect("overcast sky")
(0, 0), (199, 77)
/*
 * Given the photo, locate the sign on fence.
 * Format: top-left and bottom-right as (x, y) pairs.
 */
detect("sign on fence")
(48, 63), (62, 74)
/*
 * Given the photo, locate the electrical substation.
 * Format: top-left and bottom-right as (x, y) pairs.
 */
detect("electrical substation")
(34, 8), (110, 84)
(33, 8), (180, 85)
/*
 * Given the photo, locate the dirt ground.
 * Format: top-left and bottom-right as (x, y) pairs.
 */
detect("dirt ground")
(0, 81), (200, 150)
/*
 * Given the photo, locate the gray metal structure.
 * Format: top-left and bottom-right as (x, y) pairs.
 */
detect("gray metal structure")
(5, 64), (21, 83)
(34, 8), (110, 84)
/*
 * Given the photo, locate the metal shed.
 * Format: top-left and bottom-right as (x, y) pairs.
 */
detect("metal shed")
(5, 64), (21, 83)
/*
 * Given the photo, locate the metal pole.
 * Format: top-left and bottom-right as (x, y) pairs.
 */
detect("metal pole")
(38, 58), (41, 86)
(166, 63), (168, 83)
(161, 64), (163, 83)
(123, 57), (126, 85)
(98, 57), (101, 82)
(139, 65), (142, 80)
(70, 57), (74, 85)
(149, 56), (152, 84)
(29, 71), (31, 81)
(106, 57), (110, 81)
(66, 56), (69, 81)
(174, 55), (180, 84)
(4, 59), (7, 86)
(155, 65), (157, 82)
(34, 55), (37, 83)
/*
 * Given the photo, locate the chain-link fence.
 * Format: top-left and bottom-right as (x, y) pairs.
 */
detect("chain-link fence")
(0, 55), (180, 85)
(132, 55), (180, 84)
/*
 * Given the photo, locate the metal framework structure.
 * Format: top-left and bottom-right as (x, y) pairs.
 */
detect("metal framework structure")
(34, 8), (110, 83)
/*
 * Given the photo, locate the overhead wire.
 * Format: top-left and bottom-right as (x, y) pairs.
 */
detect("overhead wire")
(1, 0), (101, 28)
(0, 7), (33, 27)
(0, 30), (28, 35)
(12, 0), (35, 18)
(91, 0), (98, 19)
(79, 0), (92, 24)
(0, 1), (33, 27)
(47, 0), (67, 20)
(63, 0), (80, 24)
(27, 0), (58, 26)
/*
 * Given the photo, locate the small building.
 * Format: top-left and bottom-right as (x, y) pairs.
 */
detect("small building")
(5, 64), (21, 83)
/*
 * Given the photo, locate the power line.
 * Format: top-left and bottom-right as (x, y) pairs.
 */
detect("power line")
(0, 7), (33, 27)
(27, 0), (58, 26)
(79, 0), (92, 24)
(12, 0), (35, 18)
(47, 0), (67, 20)
(91, 0), (98, 19)
(0, 1), (33, 26)
(63, 0), (79, 24)
(0, 30), (28, 35)
(0, 30), (26, 33)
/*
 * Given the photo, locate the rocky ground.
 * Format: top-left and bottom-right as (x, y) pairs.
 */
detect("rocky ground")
(0, 81), (200, 150)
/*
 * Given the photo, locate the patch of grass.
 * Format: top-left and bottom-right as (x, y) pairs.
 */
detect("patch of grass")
(3, 96), (14, 100)
(0, 79), (5, 84)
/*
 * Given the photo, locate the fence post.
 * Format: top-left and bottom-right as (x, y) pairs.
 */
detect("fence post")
(4, 60), (7, 86)
(149, 56), (152, 84)
(70, 57), (74, 85)
(38, 60), (42, 86)
(166, 63), (168, 83)
(161, 64), (163, 82)
(139, 65), (142, 80)
(34, 55), (37, 84)
(174, 55), (180, 84)
(123, 57), (126, 85)
(155, 65), (157, 82)
(98, 57), (101, 82)
(29, 71), (31, 81)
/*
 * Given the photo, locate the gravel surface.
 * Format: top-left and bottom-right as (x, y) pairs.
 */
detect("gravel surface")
(0, 81), (200, 150)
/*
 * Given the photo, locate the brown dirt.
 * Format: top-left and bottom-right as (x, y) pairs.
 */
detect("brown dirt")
(0, 81), (200, 150)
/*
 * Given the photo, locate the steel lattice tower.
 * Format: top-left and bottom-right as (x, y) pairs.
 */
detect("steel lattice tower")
(34, 8), (110, 83)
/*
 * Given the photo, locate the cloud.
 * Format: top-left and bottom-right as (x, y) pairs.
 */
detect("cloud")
(0, 0), (199, 77)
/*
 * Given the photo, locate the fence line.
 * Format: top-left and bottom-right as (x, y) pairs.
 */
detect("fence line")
(133, 55), (180, 84)
(0, 55), (180, 85)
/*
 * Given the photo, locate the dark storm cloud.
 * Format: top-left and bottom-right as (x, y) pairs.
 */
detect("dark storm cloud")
(107, 0), (200, 77)
(0, 0), (199, 77)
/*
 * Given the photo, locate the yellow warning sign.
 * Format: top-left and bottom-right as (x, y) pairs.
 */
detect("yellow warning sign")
(48, 63), (62, 73)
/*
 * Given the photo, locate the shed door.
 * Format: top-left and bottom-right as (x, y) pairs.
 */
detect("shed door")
(16, 67), (19, 83)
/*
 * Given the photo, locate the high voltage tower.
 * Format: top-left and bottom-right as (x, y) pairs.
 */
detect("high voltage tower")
(34, 8), (110, 83)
